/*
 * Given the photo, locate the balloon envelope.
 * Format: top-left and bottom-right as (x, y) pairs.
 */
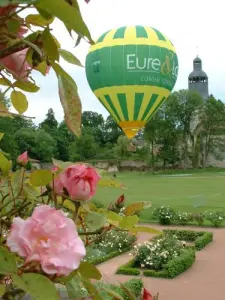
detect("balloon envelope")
(85, 25), (179, 138)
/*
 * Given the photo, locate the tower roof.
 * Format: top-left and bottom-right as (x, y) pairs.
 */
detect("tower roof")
(188, 70), (208, 79)
(193, 56), (201, 63)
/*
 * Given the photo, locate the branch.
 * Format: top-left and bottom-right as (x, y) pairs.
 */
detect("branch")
(0, 42), (28, 59)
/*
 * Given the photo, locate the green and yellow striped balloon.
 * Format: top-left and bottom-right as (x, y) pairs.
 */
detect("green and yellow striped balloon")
(85, 25), (179, 139)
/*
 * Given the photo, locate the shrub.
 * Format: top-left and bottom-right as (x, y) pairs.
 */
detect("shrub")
(143, 269), (168, 278)
(164, 229), (213, 251)
(132, 235), (183, 270)
(192, 212), (205, 226)
(94, 229), (136, 254)
(166, 249), (195, 278)
(195, 232), (213, 250)
(152, 206), (176, 225)
(205, 212), (224, 227)
(176, 211), (193, 225)
(116, 267), (140, 276)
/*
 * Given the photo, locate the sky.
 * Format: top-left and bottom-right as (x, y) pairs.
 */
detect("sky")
(19, 0), (225, 124)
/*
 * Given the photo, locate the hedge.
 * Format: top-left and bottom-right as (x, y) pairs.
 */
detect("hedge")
(88, 246), (133, 265)
(116, 259), (140, 276)
(163, 229), (213, 250)
(116, 249), (195, 279)
(165, 248), (195, 278)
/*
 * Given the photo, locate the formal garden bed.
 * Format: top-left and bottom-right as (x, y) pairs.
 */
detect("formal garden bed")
(82, 229), (136, 265)
(150, 206), (225, 227)
(116, 229), (213, 278)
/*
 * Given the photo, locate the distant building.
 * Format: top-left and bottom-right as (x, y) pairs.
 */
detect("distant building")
(188, 56), (209, 100)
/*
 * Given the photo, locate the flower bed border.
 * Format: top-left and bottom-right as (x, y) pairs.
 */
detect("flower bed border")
(163, 229), (213, 250)
(88, 245), (133, 265)
(116, 248), (195, 279)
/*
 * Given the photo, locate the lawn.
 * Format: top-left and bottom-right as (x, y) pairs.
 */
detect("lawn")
(93, 170), (225, 221)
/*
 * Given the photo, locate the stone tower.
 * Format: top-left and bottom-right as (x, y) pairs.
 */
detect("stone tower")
(188, 56), (209, 100)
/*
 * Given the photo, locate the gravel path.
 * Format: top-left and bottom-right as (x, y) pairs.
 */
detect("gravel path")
(98, 225), (225, 300)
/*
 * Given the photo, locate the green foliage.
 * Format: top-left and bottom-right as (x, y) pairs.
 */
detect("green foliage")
(116, 267), (140, 276)
(152, 206), (176, 225)
(163, 229), (213, 250)
(205, 211), (224, 227)
(166, 249), (195, 278)
(0, 247), (17, 275)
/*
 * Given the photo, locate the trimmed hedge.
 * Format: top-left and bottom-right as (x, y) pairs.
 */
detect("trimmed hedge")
(166, 249), (195, 278)
(163, 229), (213, 250)
(88, 246), (132, 265)
(116, 259), (140, 276)
(116, 249), (195, 279)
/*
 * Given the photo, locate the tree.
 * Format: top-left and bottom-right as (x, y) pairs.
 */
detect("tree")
(82, 111), (105, 145)
(104, 116), (123, 144)
(113, 136), (130, 160)
(69, 134), (98, 161)
(39, 109), (58, 133)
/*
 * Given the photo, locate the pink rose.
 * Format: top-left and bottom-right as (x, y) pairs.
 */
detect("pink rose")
(17, 151), (28, 166)
(53, 164), (101, 201)
(7, 205), (86, 276)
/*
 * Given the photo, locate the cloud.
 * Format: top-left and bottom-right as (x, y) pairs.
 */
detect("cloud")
(24, 0), (225, 123)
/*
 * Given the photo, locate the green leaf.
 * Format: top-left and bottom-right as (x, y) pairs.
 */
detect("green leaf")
(30, 169), (52, 187)
(22, 38), (43, 57)
(35, 0), (93, 43)
(65, 276), (83, 298)
(80, 276), (103, 300)
(131, 226), (161, 234)
(103, 210), (122, 226)
(98, 177), (126, 189)
(119, 283), (136, 300)
(36, 7), (53, 20)
(35, 61), (49, 75)
(85, 211), (106, 231)
(26, 14), (54, 27)
(0, 284), (6, 297)
(124, 202), (144, 216)
(23, 183), (39, 200)
(11, 169), (23, 196)
(11, 90), (28, 114)
(7, 19), (21, 33)
(119, 215), (139, 230)
(78, 262), (102, 280)
(12, 273), (59, 300)
(102, 287), (123, 300)
(59, 49), (83, 67)
(42, 29), (59, 61)
(0, 153), (11, 176)
(0, 133), (4, 141)
(0, 247), (17, 275)
(0, 0), (36, 5)
(0, 78), (11, 86)
(58, 75), (82, 137)
(14, 81), (40, 93)
(52, 158), (73, 169)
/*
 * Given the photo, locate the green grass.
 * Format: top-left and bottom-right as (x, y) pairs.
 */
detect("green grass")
(94, 170), (225, 221)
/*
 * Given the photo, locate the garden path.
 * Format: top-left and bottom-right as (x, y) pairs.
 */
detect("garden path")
(98, 225), (225, 300)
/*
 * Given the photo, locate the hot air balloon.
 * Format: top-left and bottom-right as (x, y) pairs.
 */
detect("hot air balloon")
(85, 25), (178, 139)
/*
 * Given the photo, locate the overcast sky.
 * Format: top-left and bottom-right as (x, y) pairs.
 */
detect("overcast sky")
(22, 0), (225, 124)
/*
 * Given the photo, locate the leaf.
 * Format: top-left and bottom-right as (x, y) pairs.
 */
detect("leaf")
(131, 226), (161, 234)
(42, 29), (59, 61)
(59, 49), (83, 67)
(78, 262), (102, 280)
(0, 153), (11, 176)
(124, 202), (144, 216)
(0, 78), (11, 87)
(36, 7), (53, 20)
(58, 75), (82, 137)
(0, 284), (6, 297)
(85, 211), (106, 231)
(102, 287), (123, 300)
(119, 283), (136, 300)
(14, 81), (40, 93)
(0, 133), (4, 141)
(30, 169), (52, 187)
(12, 273), (59, 300)
(7, 19), (21, 33)
(98, 177), (127, 189)
(66, 276), (83, 298)
(26, 14), (54, 27)
(35, 61), (49, 75)
(52, 158), (73, 169)
(11, 90), (28, 114)
(35, 0), (93, 43)
(22, 38), (43, 57)
(119, 215), (139, 230)
(0, 247), (17, 275)
(0, 102), (12, 118)
(80, 276), (103, 300)
(23, 183), (39, 200)
(103, 210), (122, 226)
